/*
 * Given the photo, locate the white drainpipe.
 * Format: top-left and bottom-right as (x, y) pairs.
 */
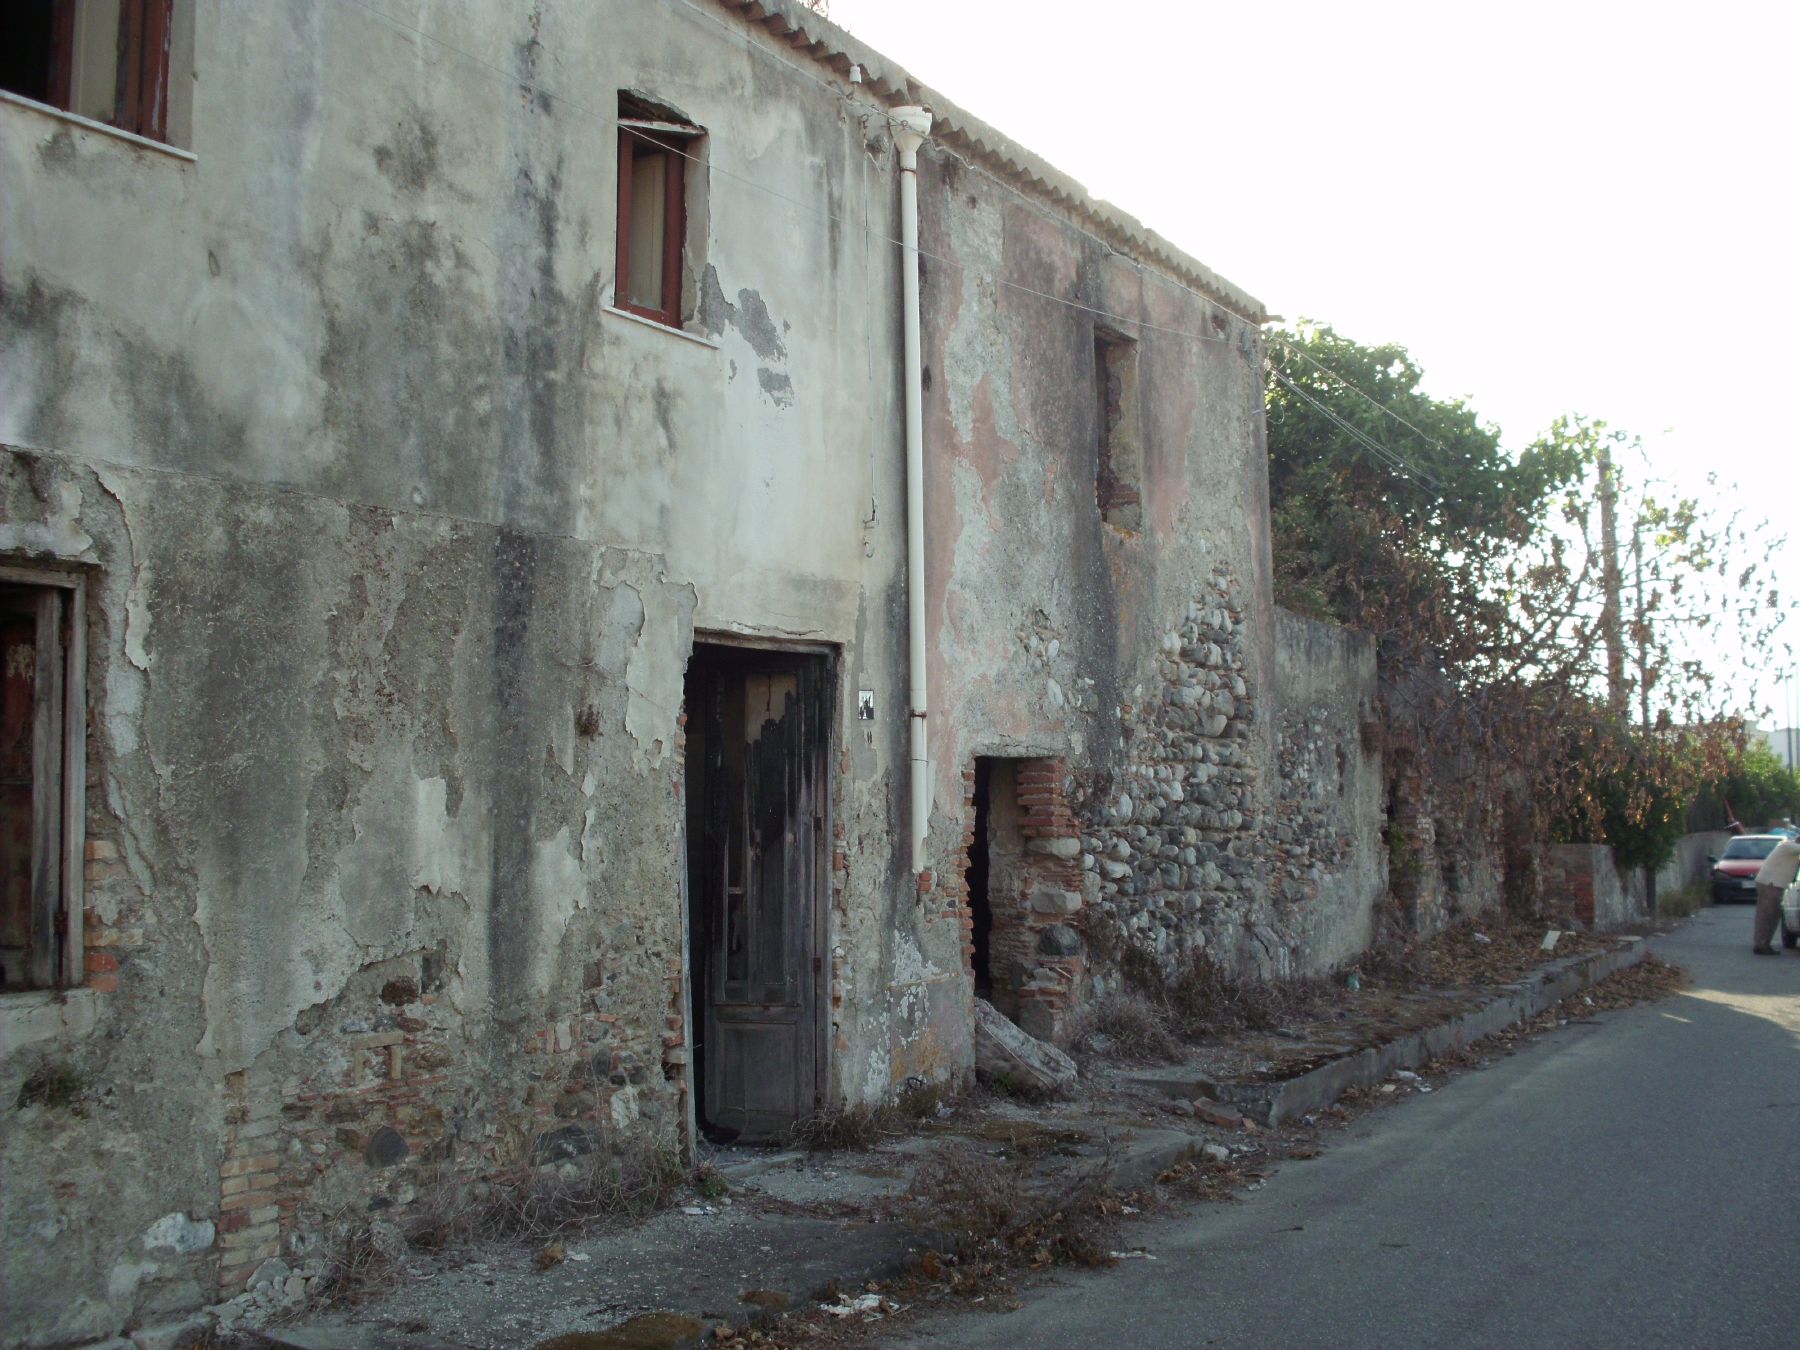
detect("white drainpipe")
(892, 106), (934, 875)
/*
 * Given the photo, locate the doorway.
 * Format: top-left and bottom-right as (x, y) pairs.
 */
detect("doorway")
(683, 643), (831, 1142)
(963, 757), (1029, 1018)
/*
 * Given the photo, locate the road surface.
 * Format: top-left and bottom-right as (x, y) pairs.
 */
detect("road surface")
(891, 907), (1800, 1348)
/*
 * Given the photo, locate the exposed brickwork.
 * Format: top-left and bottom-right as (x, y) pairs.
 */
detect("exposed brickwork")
(81, 832), (140, 996)
(940, 757), (1086, 1046)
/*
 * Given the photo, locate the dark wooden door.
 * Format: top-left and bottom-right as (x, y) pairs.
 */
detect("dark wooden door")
(686, 647), (828, 1141)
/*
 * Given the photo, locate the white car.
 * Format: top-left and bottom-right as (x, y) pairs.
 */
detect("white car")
(1782, 883), (1800, 950)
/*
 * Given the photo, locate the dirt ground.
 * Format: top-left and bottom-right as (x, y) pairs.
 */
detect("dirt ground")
(248, 921), (1685, 1350)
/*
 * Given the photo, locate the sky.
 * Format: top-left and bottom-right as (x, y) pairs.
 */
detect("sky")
(825, 0), (1800, 724)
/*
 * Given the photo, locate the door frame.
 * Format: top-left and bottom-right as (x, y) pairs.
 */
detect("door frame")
(678, 632), (838, 1150)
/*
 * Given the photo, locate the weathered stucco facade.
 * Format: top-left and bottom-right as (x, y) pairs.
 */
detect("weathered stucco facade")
(0, 1), (1450, 1342)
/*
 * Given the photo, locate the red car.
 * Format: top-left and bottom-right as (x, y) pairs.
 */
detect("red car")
(1710, 834), (1782, 903)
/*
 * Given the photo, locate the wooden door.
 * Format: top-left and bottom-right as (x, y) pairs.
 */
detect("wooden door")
(686, 647), (828, 1141)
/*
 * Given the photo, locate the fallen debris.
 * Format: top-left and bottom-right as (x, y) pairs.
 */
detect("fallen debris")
(973, 998), (1079, 1096)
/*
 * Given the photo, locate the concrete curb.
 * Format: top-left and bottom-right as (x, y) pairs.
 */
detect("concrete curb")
(1209, 937), (1650, 1125)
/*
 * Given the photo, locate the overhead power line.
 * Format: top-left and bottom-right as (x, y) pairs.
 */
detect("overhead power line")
(337, 0), (1453, 485)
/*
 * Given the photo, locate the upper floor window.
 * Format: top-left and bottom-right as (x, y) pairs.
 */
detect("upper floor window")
(615, 93), (704, 329)
(1, 1), (176, 142)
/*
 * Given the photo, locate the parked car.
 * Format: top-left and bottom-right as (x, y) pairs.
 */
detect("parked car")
(1782, 883), (1800, 949)
(1709, 834), (1783, 904)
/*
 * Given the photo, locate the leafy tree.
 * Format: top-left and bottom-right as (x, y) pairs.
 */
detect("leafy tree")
(1265, 322), (1792, 857)
(1688, 741), (1800, 832)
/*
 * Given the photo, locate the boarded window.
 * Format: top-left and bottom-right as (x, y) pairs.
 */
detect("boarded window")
(615, 94), (704, 328)
(0, 576), (85, 993)
(1, 1), (177, 142)
(1094, 327), (1143, 531)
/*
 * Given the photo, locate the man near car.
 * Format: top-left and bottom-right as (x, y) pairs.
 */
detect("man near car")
(1751, 835), (1800, 954)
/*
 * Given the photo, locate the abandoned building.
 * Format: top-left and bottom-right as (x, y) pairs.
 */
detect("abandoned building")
(0, 2), (1524, 1343)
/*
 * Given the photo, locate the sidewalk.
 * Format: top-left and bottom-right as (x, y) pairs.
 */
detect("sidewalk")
(246, 925), (1660, 1350)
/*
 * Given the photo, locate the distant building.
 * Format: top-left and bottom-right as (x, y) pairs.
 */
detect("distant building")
(1760, 727), (1799, 770)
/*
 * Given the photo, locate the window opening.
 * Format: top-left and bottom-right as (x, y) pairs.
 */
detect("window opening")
(616, 93), (703, 328)
(1094, 327), (1143, 530)
(1, 576), (84, 993)
(1, 1), (175, 142)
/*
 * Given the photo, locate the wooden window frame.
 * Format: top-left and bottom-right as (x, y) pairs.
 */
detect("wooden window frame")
(0, 566), (86, 994)
(19, 0), (174, 143)
(615, 122), (695, 329)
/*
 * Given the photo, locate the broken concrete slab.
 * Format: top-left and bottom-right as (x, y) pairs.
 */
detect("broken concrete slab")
(972, 998), (1078, 1095)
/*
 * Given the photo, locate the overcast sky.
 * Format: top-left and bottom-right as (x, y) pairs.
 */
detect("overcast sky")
(827, 0), (1800, 724)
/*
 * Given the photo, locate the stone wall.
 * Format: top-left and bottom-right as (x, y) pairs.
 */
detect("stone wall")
(1075, 568), (1273, 976)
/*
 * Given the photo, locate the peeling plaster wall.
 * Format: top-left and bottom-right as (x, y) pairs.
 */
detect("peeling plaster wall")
(0, 1), (915, 1339)
(1268, 610), (1386, 975)
(0, 0), (1288, 1337)
(915, 146), (1276, 1007)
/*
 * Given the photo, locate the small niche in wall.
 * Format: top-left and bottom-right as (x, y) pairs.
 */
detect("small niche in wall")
(1094, 326), (1143, 531)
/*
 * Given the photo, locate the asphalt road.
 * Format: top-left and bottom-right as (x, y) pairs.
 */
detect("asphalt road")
(890, 908), (1800, 1349)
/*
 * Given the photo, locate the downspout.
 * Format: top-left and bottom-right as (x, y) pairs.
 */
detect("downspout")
(892, 106), (934, 875)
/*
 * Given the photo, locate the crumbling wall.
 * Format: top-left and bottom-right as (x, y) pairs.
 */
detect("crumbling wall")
(1377, 668), (1537, 941)
(0, 1), (919, 1339)
(914, 133), (1275, 1042)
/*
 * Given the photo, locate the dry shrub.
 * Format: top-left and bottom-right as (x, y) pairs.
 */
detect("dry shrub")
(910, 1145), (1117, 1272)
(482, 1146), (686, 1240)
(313, 1146), (688, 1307)
(1078, 992), (1183, 1063)
(787, 1103), (899, 1152)
(1165, 950), (1288, 1035)
(1361, 911), (1604, 991)
(313, 1215), (411, 1305)
(790, 1079), (959, 1150)
(1081, 912), (1328, 1042)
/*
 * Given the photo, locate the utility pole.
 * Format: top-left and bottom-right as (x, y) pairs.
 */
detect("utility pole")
(1633, 517), (1650, 729)
(1598, 444), (1627, 721)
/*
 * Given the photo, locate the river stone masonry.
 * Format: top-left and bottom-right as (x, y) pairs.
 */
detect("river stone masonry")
(1078, 569), (1288, 978)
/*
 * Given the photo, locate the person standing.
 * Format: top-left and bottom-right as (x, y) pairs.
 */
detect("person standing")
(1751, 835), (1800, 954)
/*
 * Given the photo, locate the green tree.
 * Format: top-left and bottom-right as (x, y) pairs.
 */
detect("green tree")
(1689, 741), (1800, 831)
(1265, 323), (1791, 856)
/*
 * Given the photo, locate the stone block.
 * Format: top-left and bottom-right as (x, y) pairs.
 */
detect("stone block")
(1030, 889), (1082, 915)
(1193, 1098), (1244, 1129)
(142, 1213), (215, 1255)
(1026, 836), (1082, 859)
(1016, 1000), (1059, 1044)
(972, 998), (1077, 1096)
(1036, 925), (1082, 957)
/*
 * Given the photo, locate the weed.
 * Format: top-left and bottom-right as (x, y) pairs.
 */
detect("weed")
(1656, 883), (1710, 920)
(910, 1145), (1118, 1272)
(692, 1164), (729, 1200)
(789, 1079), (959, 1150)
(787, 1103), (898, 1151)
(896, 1076), (952, 1121)
(482, 1147), (686, 1240)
